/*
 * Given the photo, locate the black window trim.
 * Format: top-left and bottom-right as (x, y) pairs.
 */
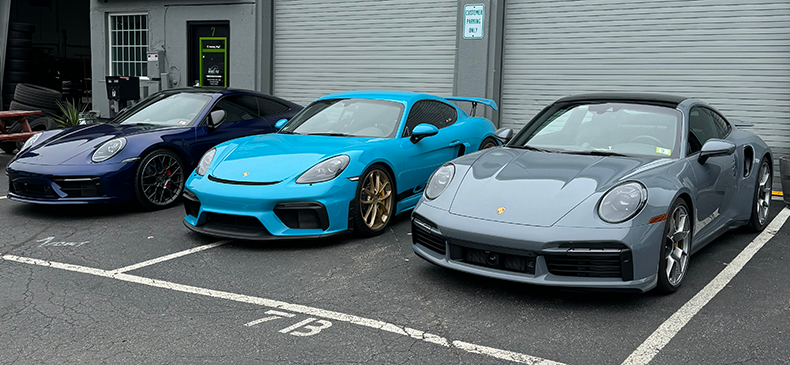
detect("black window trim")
(401, 99), (459, 138)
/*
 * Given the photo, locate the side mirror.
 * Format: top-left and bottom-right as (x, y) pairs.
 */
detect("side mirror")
(410, 123), (439, 143)
(207, 109), (226, 129)
(274, 118), (289, 130)
(698, 139), (735, 164)
(495, 127), (514, 144)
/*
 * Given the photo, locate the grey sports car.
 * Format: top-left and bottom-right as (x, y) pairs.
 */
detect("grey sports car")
(411, 93), (772, 293)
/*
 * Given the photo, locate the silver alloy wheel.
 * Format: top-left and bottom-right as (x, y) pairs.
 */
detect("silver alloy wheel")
(665, 204), (691, 287)
(140, 153), (184, 206)
(756, 161), (771, 225)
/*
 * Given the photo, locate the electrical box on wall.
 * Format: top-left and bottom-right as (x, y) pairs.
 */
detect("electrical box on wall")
(147, 51), (165, 78)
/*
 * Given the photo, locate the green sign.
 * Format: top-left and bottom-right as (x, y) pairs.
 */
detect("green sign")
(200, 37), (227, 87)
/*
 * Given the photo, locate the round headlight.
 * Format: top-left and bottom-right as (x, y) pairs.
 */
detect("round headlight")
(196, 148), (216, 176)
(20, 132), (43, 152)
(598, 182), (648, 223)
(92, 137), (127, 163)
(296, 155), (350, 184)
(425, 164), (455, 200)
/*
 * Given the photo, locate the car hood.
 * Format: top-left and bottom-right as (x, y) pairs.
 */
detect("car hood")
(19, 123), (180, 165)
(211, 134), (374, 182)
(448, 148), (652, 227)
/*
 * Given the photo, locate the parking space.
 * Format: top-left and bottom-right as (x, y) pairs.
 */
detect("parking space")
(2, 152), (789, 364)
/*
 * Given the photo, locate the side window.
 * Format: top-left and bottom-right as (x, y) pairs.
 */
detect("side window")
(256, 97), (290, 117)
(688, 106), (718, 154)
(706, 108), (731, 138)
(402, 100), (458, 137)
(211, 95), (259, 124)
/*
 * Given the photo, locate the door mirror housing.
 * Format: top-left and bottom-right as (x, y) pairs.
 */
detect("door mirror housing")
(274, 118), (289, 130)
(207, 110), (226, 129)
(698, 139), (736, 164)
(410, 123), (439, 143)
(495, 128), (514, 144)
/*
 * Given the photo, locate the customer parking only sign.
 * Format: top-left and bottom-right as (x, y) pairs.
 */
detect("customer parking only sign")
(463, 4), (484, 39)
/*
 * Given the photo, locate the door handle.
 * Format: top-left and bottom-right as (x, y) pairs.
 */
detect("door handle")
(449, 140), (462, 147)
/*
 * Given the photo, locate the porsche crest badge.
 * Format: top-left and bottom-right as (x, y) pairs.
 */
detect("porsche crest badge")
(496, 207), (506, 215)
(242, 172), (250, 177)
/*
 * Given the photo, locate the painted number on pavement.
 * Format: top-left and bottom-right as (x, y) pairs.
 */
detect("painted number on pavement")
(245, 310), (332, 337)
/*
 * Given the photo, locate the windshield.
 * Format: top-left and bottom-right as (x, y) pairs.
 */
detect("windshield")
(281, 98), (404, 138)
(510, 102), (681, 158)
(117, 92), (212, 126)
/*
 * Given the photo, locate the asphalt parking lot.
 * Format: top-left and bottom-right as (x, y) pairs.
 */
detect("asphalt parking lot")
(1, 152), (789, 365)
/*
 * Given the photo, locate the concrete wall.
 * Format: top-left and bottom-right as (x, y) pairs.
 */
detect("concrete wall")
(89, 0), (264, 117)
(0, 0), (10, 107)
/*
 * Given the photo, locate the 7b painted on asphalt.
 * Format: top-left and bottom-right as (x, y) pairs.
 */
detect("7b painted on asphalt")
(245, 309), (333, 337)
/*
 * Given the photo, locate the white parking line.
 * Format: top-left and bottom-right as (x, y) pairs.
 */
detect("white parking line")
(0, 196), (6, 199)
(622, 207), (790, 365)
(107, 240), (230, 274)
(1, 254), (565, 365)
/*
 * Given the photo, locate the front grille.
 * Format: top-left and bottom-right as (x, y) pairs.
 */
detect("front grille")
(545, 250), (625, 279)
(461, 247), (536, 275)
(11, 180), (57, 198)
(411, 219), (446, 255)
(208, 174), (281, 186)
(274, 202), (329, 230)
(183, 190), (200, 218)
(52, 177), (104, 198)
(205, 213), (264, 228)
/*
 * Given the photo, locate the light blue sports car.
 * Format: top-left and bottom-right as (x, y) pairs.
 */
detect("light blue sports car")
(183, 91), (498, 240)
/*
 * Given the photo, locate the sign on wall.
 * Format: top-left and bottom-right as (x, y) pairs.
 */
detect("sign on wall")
(200, 37), (227, 87)
(463, 4), (484, 39)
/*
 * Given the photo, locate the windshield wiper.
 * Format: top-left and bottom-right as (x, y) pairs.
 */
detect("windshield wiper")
(508, 144), (554, 152)
(557, 150), (629, 157)
(306, 132), (351, 137)
(278, 130), (300, 135)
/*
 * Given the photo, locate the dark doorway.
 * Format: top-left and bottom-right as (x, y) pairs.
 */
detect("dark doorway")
(187, 21), (230, 87)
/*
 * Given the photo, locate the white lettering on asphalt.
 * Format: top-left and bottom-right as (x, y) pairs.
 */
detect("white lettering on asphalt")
(287, 319), (332, 337)
(108, 240), (231, 274)
(244, 310), (296, 327)
(36, 237), (90, 248)
(622, 207), (790, 365)
(1, 254), (566, 365)
(0, 196), (6, 199)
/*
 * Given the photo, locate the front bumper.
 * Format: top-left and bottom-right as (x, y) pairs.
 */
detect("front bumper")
(411, 202), (663, 292)
(6, 160), (137, 204)
(182, 173), (357, 240)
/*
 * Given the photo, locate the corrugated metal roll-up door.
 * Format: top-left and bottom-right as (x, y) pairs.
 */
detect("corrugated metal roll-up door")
(501, 0), (790, 186)
(274, 0), (458, 106)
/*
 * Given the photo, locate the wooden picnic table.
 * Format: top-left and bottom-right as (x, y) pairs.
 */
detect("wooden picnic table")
(0, 110), (41, 142)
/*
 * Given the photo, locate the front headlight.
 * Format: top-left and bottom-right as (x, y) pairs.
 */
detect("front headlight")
(425, 164), (455, 200)
(296, 155), (350, 184)
(92, 137), (127, 163)
(196, 148), (216, 176)
(20, 132), (43, 152)
(598, 182), (648, 223)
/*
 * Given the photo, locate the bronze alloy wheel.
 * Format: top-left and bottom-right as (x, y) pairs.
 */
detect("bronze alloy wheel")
(480, 137), (498, 150)
(358, 168), (393, 233)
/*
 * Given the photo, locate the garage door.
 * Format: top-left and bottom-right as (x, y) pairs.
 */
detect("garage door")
(274, 0), (458, 106)
(501, 0), (790, 177)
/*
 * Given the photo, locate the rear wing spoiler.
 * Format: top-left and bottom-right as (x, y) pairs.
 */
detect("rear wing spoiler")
(442, 96), (498, 117)
(731, 119), (754, 128)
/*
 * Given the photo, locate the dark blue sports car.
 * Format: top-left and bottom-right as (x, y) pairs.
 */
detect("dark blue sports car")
(6, 88), (301, 208)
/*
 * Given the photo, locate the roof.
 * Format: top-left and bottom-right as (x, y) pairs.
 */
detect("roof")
(554, 93), (688, 108)
(317, 90), (442, 104)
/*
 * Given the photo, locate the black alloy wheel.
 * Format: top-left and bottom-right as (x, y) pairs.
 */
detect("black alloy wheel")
(134, 150), (185, 209)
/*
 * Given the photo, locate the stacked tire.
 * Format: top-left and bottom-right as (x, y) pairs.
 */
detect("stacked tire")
(3, 23), (36, 110)
(0, 84), (61, 154)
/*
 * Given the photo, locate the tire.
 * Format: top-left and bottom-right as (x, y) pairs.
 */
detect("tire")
(28, 116), (58, 131)
(479, 136), (499, 150)
(6, 47), (33, 60)
(8, 30), (32, 39)
(656, 199), (692, 294)
(13, 84), (62, 111)
(353, 165), (395, 237)
(3, 82), (20, 96)
(4, 70), (34, 84)
(7, 38), (32, 48)
(746, 158), (772, 232)
(4, 59), (33, 72)
(133, 149), (186, 210)
(9, 23), (35, 33)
